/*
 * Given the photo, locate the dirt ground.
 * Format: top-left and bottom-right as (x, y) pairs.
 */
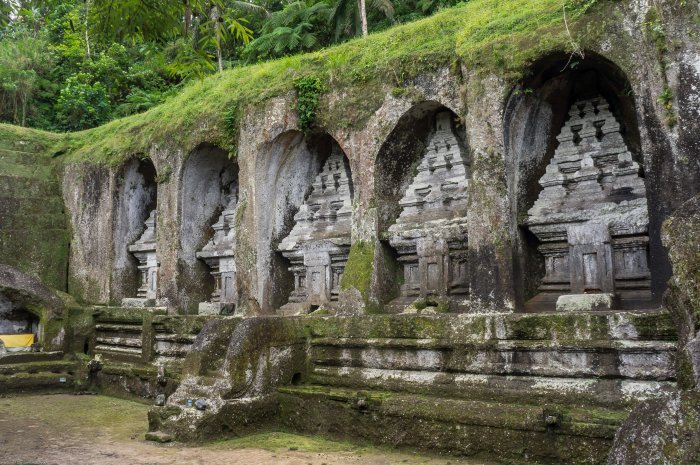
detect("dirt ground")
(0, 394), (497, 465)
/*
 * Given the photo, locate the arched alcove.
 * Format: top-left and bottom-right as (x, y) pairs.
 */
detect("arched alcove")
(0, 293), (39, 351)
(179, 143), (238, 314)
(256, 130), (352, 313)
(112, 157), (158, 303)
(0, 264), (65, 352)
(504, 51), (657, 311)
(374, 102), (470, 311)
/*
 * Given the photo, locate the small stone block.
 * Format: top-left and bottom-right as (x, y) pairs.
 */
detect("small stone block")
(145, 431), (172, 443)
(556, 293), (615, 312)
(121, 298), (156, 308)
(198, 302), (234, 316)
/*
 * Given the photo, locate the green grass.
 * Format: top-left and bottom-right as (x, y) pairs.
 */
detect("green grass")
(53, 0), (608, 168)
(0, 394), (149, 441)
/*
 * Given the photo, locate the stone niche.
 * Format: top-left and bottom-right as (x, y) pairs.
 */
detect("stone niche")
(179, 144), (238, 314)
(196, 188), (239, 315)
(524, 96), (651, 311)
(276, 147), (353, 315)
(123, 209), (159, 307)
(113, 157), (157, 306)
(0, 293), (39, 352)
(386, 111), (470, 312)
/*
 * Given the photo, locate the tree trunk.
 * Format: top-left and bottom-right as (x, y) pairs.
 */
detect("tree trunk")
(184, 0), (192, 36)
(211, 5), (224, 72)
(84, 0), (91, 57)
(359, 0), (368, 36)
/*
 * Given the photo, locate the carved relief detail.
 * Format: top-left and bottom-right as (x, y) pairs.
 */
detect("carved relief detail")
(387, 111), (470, 311)
(525, 96), (651, 309)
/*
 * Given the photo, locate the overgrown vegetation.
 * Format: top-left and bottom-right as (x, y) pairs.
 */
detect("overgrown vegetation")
(293, 75), (323, 130)
(0, 0), (463, 131)
(53, 0), (612, 166)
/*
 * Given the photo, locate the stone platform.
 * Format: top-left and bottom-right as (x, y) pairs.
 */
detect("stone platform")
(148, 309), (676, 464)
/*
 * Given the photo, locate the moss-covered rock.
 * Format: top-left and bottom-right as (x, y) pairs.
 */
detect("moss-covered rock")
(662, 193), (700, 389)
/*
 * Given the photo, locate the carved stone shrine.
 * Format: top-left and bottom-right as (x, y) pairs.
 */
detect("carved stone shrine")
(196, 191), (238, 315)
(387, 111), (470, 312)
(277, 149), (353, 314)
(122, 209), (159, 307)
(525, 96), (651, 311)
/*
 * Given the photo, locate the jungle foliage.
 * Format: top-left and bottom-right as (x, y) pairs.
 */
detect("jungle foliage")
(0, 0), (464, 131)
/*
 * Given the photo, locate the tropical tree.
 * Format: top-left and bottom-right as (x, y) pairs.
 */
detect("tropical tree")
(0, 34), (52, 125)
(245, 1), (330, 60)
(330, 0), (393, 39)
(87, 0), (260, 76)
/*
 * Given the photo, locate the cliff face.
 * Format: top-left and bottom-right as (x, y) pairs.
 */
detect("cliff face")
(0, 125), (68, 292)
(607, 194), (700, 464)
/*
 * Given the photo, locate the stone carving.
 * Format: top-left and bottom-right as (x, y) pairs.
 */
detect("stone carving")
(525, 96), (651, 310)
(277, 149), (353, 314)
(196, 190), (238, 315)
(387, 111), (470, 312)
(123, 209), (158, 307)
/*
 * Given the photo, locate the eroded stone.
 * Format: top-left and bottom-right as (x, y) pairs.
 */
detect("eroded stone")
(387, 111), (470, 312)
(277, 149), (353, 314)
(525, 96), (652, 311)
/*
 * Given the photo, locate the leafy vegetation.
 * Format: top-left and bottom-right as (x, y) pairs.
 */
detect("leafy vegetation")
(293, 75), (323, 130)
(0, 0), (465, 131)
(0, 0), (614, 167)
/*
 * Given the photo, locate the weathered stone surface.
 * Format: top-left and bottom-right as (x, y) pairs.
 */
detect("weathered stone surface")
(525, 96), (651, 311)
(662, 193), (700, 389)
(607, 392), (700, 465)
(196, 192), (239, 315)
(387, 111), (470, 312)
(556, 293), (615, 312)
(0, 264), (64, 317)
(277, 149), (353, 314)
(123, 210), (158, 305)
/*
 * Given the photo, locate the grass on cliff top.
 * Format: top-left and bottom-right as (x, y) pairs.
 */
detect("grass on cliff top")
(0, 123), (62, 155)
(58, 0), (602, 166)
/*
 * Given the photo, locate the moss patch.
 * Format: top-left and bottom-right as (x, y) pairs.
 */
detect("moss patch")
(340, 240), (375, 302)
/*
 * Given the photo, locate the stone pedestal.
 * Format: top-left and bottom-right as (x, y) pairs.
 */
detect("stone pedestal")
(524, 97), (652, 311)
(556, 293), (616, 312)
(387, 111), (470, 312)
(277, 150), (353, 315)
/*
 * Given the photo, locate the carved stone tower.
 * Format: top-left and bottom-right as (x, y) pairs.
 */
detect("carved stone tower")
(277, 149), (353, 315)
(123, 209), (159, 307)
(525, 96), (651, 311)
(387, 111), (470, 312)
(196, 190), (238, 315)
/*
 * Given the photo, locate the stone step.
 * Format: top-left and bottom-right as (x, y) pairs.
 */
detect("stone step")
(94, 345), (143, 361)
(95, 337), (143, 349)
(93, 307), (166, 324)
(278, 384), (627, 465)
(0, 175), (60, 197)
(0, 229), (70, 264)
(0, 212), (66, 230)
(309, 366), (676, 408)
(0, 196), (65, 215)
(310, 338), (676, 381)
(0, 371), (75, 393)
(306, 311), (676, 343)
(0, 160), (54, 179)
(0, 148), (49, 165)
(0, 351), (65, 365)
(0, 360), (74, 376)
(95, 323), (144, 334)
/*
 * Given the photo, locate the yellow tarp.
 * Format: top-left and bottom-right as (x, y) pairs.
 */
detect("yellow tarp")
(0, 334), (34, 348)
